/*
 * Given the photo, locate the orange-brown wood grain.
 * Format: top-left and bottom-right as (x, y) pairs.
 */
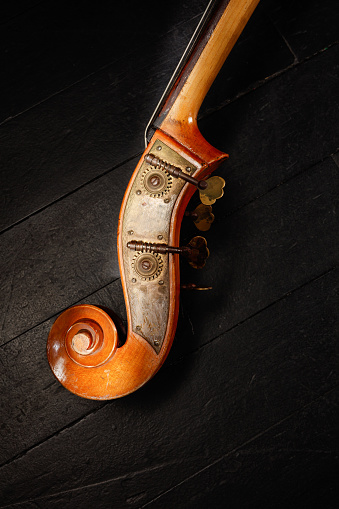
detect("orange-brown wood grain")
(159, 0), (260, 155)
(47, 0), (260, 399)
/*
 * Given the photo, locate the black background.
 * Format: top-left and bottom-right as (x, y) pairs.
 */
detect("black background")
(0, 0), (338, 507)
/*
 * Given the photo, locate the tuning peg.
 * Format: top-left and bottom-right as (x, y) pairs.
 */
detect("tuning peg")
(185, 203), (215, 231)
(127, 235), (209, 269)
(199, 176), (225, 205)
(183, 236), (210, 269)
(145, 154), (208, 190)
(181, 283), (213, 290)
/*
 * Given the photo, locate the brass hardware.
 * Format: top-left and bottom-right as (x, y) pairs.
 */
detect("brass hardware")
(185, 236), (210, 269)
(181, 283), (213, 290)
(132, 252), (163, 281)
(185, 203), (215, 231)
(127, 235), (209, 269)
(141, 167), (172, 197)
(145, 154), (207, 190)
(127, 240), (187, 255)
(199, 175), (225, 205)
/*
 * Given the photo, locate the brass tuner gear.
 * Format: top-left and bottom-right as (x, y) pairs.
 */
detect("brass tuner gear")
(141, 167), (172, 197)
(185, 203), (215, 231)
(199, 176), (225, 205)
(132, 252), (163, 281)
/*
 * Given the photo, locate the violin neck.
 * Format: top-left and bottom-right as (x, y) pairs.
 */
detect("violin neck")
(146, 0), (260, 153)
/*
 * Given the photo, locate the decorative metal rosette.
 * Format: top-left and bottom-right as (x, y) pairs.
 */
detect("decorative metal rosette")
(132, 252), (163, 281)
(141, 167), (173, 197)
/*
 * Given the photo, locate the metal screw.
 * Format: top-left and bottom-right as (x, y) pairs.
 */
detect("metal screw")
(154, 340), (159, 346)
(156, 146), (162, 151)
(132, 278), (137, 283)
(164, 198), (170, 203)
(136, 190), (141, 195)
(186, 167), (191, 173)
(158, 234), (163, 240)
(128, 230), (134, 235)
(141, 259), (152, 271)
(150, 175), (161, 187)
(159, 280), (164, 285)
(136, 325), (141, 330)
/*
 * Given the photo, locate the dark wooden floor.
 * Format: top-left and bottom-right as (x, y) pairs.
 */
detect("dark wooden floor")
(0, 0), (338, 507)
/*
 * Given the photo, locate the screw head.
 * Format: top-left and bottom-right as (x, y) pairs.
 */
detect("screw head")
(132, 278), (137, 283)
(158, 234), (163, 240)
(150, 175), (161, 187)
(128, 230), (134, 235)
(159, 280), (164, 285)
(186, 167), (191, 173)
(164, 198), (170, 203)
(154, 340), (159, 346)
(156, 146), (162, 151)
(141, 259), (152, 271)
(136, 190), (141, 195)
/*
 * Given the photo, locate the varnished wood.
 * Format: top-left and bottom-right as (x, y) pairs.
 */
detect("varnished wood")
(47, 0), (260, 399)
(1, 0), (338, 505)
(158, 0), (260, 155)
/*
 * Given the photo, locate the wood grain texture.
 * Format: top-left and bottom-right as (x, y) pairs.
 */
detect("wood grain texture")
(0, 271), (337, 506)
(0, 0), (337, 507)
(0, 3), (295, 234)
(160, 0), (260, 156)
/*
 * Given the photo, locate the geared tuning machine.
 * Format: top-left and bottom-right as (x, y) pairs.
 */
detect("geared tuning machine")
(127, 236), (209, 270)
(144, 154), (208, 190)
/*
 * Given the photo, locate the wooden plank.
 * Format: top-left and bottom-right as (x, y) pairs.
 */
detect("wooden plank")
(0, 3), (337, 507)
(1, 42), (337, 235)
(0, 0), (208, 123)
(0, 269), (336, 506)
(0, 0), (42, 23)
(140, 389), (339, 509)
(261, 0), (339, 60)
(0, 280), (125, 466)
(199, 44), (339, 214)
(0, 157), (132, 345)
(0, 6), (297, 234)
(177, 156), (337, 357)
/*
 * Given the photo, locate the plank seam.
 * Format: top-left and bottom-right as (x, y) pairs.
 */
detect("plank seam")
(0, 152), (141, 236)
(0, 277), (121, 349)
(197, 40), (339, 120)
(221, 153), (337, 220)
(0, 268), (335, 471)
(0, 150), (335, 347)
(0, 12), (203, 127)
(174, 267), (336, 365)
(1, 43), (337, 235)
(138, 386), (338, 508)
(1, 387), (336, 508)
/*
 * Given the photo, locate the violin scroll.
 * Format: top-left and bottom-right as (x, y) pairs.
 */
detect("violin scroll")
(47, 132), (225, 399)
(46, 0), (261, 399)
